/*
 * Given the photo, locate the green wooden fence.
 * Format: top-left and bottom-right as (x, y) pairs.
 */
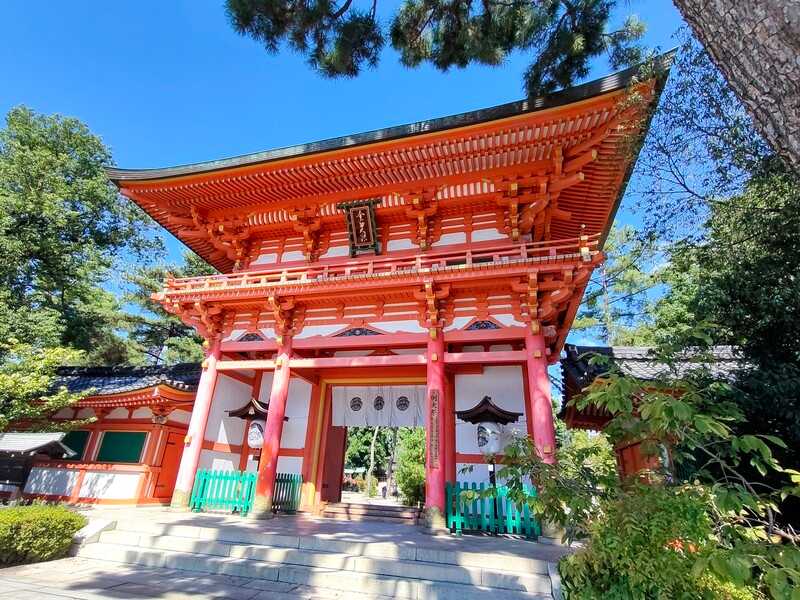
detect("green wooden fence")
(445, 481), (541, 538)
(189, 470), (303, 516)
(190, 469), (257, 515)
(272, 473), (303, 514)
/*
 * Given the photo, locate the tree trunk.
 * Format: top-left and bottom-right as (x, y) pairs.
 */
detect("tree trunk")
(366, 426), (380, 498)
(386, 427), (399, 499)
(673, 1), (800, 172)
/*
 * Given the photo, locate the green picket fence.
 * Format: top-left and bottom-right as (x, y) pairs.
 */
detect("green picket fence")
(190, 469), (257, 515)
(272, 472), (303, 514)
(445, 481), (541, 538)
(189, 469), (303, 516)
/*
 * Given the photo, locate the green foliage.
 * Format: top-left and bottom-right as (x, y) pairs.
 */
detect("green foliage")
(573, 225), (662, 345)
(226, 0), (645, 96)
(657, 167), (800, 366)
(0, 106), (161, 363)
(0, 504), (86, 565)
(395, 427), (425, 506)
(572, 343), (800, 599)
(123, 251), (217, 364)
(345, 426), (396, 475)
(0, 342), (90, 431)
(560, 484), (727, 599)
(488, 432), (619, 543)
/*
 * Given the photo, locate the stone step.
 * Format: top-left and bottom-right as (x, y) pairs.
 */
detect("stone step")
(320, 511), (419, 525)
(321, 502), (420, 524)
(325, 502), (419, 515)
(77, 542), (553, 600)
(95, 531), (552, 594)
(108, 519), (552, 574)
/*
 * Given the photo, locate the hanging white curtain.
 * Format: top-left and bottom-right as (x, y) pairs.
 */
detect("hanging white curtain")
(331, 385), (425, 427)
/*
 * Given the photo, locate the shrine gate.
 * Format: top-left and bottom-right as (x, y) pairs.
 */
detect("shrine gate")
(108, 56), (670, 528)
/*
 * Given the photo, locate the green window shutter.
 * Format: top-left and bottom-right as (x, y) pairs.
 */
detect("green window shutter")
(96, 431), (147, 463)
(62, 430), (91, 460)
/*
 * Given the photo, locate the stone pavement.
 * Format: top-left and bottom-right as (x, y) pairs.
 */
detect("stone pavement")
(0, 556), (391, 599)
(76, 505), (571, 564)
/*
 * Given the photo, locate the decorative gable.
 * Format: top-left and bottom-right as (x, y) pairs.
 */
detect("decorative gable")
(335, 327), (382, 337)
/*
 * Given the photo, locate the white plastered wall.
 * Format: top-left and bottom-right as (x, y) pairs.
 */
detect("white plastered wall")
(454, 366), (527, 484)
(197, 374), (252, 471)
(205, 375), (250, 445)
(79, 471), (142, 499)
(199, 450), (239, 471)
(257, 374), (312, 475)
(24, 467), (78, 496)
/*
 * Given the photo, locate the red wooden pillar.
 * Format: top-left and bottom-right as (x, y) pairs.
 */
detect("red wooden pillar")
(444, 372), (457, 484)
(525, 327), (556, 464)
(171, 337), (221, 508)
(423, 329), (447, 530)
(252, 336), (293, 518)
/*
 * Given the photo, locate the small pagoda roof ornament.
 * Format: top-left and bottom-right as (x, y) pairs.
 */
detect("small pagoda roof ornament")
(227, 396), (288, 421)
(456, 396), (522, 425)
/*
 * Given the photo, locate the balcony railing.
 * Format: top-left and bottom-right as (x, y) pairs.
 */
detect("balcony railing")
(162, 234), (600, 295)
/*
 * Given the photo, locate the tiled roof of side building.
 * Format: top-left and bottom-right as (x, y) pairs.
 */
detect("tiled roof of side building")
(559, 345), (747, 430)
(561, 344), (746, 390)
(0, 432), (74, 456)
(55, 363), (201, 396)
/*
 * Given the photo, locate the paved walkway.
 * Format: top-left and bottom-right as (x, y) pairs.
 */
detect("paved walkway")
(0, 557), (389, 599)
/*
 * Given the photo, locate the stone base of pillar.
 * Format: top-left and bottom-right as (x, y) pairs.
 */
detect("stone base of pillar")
(419, 506), (448, 535)
(248, 495), (275, 520)
(537, 520), (567, 545)
(169, 489), (190, 510)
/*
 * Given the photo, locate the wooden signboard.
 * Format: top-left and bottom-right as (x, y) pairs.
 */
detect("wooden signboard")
(338, 199), (381, 256)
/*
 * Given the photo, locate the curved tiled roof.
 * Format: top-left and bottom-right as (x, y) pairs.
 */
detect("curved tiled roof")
(562, 344), (745, 387)
(107, 51), (675, 182)
(108, 52), (675, 272)
(55, 363), (201, 396)
(559, 344), (746, 430)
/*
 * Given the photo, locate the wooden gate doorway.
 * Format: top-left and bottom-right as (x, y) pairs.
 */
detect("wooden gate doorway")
(314, 378), (426, 522)
(153, 431), (184, 501)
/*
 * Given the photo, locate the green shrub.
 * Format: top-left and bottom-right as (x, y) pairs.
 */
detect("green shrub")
(0, 504), (86, 565)
(353, 475), (366, 492)
(395, 428), (425, 506)
(559, 484), (759, 600)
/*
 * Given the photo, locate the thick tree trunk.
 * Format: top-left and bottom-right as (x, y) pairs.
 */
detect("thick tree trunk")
(673, 1), (800, 172)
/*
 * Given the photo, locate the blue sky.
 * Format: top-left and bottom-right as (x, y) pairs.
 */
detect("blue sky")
(1, 1), (684, 265)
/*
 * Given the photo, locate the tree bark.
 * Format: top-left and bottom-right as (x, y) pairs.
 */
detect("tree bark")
(366, 426), (380, 498)
(673, 1), (800, 172)
(386, 427), (399, 498)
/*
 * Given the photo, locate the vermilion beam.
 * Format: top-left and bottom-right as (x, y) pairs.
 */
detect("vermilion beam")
(215, 351), (526, 372)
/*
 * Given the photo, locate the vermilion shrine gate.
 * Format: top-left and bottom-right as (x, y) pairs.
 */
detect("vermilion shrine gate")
(109, 58), (669, 528)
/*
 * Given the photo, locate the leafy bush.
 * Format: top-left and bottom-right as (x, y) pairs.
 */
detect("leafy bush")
(0, 504), (86, 565)
(395, 428), (425, 506)
(560, 483), (761, 599)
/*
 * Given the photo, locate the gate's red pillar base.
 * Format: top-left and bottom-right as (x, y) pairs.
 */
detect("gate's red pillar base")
(170, 338), (221, 508)
(252, 336), (293, 519)
(422, 328), (447, 532)
(525, 326), (557, 464)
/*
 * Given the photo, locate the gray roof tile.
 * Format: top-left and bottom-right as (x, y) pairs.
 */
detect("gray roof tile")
(55, 363), (201, 396)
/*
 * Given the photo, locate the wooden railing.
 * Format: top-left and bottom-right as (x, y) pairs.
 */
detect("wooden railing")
(162, 234), (600, 295)
(446, 481), (541, 538)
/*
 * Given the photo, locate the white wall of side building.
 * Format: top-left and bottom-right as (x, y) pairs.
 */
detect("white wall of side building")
(79, 471), (141, 499)
(24, 467), (78, 496)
